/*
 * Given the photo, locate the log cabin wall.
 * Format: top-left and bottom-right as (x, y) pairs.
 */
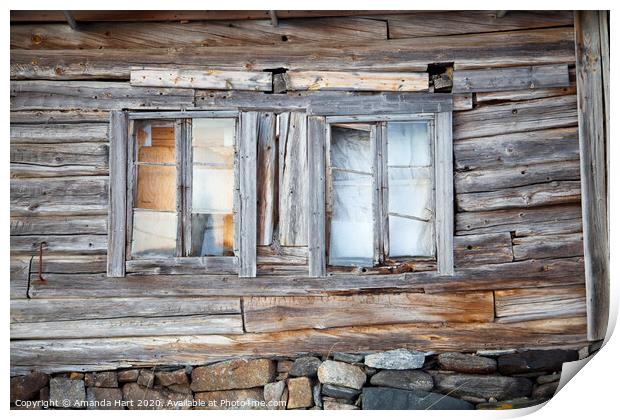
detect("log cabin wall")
(10, 11), (592, 375)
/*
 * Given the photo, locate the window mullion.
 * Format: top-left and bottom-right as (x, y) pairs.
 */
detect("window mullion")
(379, 122), (389, 262)
(174, 119), (185, 257)
(182, 119), (193, 257)
(371, 124), (381, 266)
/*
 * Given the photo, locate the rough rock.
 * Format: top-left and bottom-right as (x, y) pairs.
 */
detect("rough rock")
(369, 370), (434, 392)
(321, 384), (361, 400)
(497, 350), (578, 375)
(476, 397), (545, 410)
(432, 373), (533, 400)
(156, 369), (188, 386)
(11, 371), (49, 403)
(191, 359), (275, 392)
(313, 384), (322, 408)
(365, 349), (426, 370)
(532, 381), (559, 399)
(287, 377), (313, 409)
(122, 383), (192, 410)
(438, 352), (497, 374)
(49, 378), (85, 408)
(86, 387), (123, 410)
(324, 401), (359, 410)
(317, 360), (366, 390)
(362, 387), (473, 410)
(264, 380), (287, 410)
(277, 360), (293, 373)
(289, 357), (322, 377)
(537, 373), (561, 384)
(194, 388), (265, 410)
(137, 370), (155, 388)
(39, 386), (50, 402)
(118, 369), (139, 383)
(333, 353), (365, 363)
(85, 371), (118, 388)
(69, 372), (84, 380)
(167, 384), (192, 394)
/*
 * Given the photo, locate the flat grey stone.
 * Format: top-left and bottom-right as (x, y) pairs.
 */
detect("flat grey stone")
(323, 401), (359, 410)
(432, 373), (533, 400)
(532, 381), (559, 399)
(365, 349), (426, 370)
(49, 378), (85, 408)
(289, 356), (322, 377)
(333, 353), (365, 363)
(321, 384), (361, 400)
(362, 387), (473, 410)
(498, 350), (578, 375)
(536, 373), (561, 384)
(438, 353), (497, 374)
(317, 360), (366, 390)
(264, 380), (287, 410)
(370, 370), (434, 392)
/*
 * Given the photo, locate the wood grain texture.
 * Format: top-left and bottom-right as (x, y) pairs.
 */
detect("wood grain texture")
(130, 68), (272, 91)
(256, 113), (277, 246)
(475, 86), (576, 103)
(452, 93), (473, 111)
(11, 123), (109, 143)
(495, 286), (586, 323)
(27, 255), (107, 274)
(238, 112), (258, 277)
(126, 257), (238, 275)
(307, 116), (326, 277)
(10, 257), (31, 299)
(283, 71), (428, 92)
(107, 111), (127, 277)
(454, 233), (513, 267)
(453, 64), (569, 93)
(11, 215), (107, 236)
(512, 233), (584, 261)
(435, 112), (454, 274)
(11, 110), (110, 124)
(244, 292), (494, 332)
(10, 234), (107, 255)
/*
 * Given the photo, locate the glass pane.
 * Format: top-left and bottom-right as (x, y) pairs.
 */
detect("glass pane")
(192, 167), (234, 213)
(330, 127), (372, 174)
(135, 165), (176, 211)
(131, 210), (177, 258)
(387, 122), (431, 167)
(389, 216), (434, 257)
(137, 122), (176, 164)
(193, 119), (235, 166)
(191, 213), (234, 256)
(388, 167), (433, 220)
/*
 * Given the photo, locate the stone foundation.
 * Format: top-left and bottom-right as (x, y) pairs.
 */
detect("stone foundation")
(11, 347), (594, 410)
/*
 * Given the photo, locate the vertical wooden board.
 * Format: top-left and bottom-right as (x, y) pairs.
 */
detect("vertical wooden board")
(278, 112), (308, 246)
(575, 11), (609, 340)
(307, 116), (326, 277)
(434, 112), (454, 274)
(107, 111), (128, 277)
(238, 112), (258, 277)
(257, 113), (277, 246)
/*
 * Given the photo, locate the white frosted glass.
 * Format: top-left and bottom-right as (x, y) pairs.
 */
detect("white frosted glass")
(388, 167), (433, 220)
(387, 122), (431, 167)
(131, 210), (177, 258)
(329, 220), (374, 264)
(330, 127), (372, 173)
(389, 216), (434, 257)
(192, 118), (235, 166)
(192, 167), (234, 213)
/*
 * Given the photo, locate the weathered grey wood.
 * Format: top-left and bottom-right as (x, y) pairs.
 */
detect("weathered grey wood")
(10, 215), (107, 236)
(130, 68), (272, 91)
(475, 86), (576, 103)
(283, 70), (428, 92)
(11, 234), (107, 254)
(107, 111), (127, 277)
(28, 255), (107, 274)
(454, 233), (513, 267)
(238, 112), (258, 277)
(453, 64), (570, 93)
(129, 110), (238, 119)
(244, 292), (494, 333)
(126, 257), (238, 275)
(10, 317), (586, 375)
(455, 160), (581, 194)
(452, 93), (473, 111)
(11, 81), (194, 111)
(10, 257), (31, 299)
(453, 95), (577, 140)
(575, 11), (610, 341)
(256, 113), (277, 246)
(495, 286), (586, 323)
(457, 181), (581, 212)
(307, 116), (327, 277)
(456, 204), (582, 237)
(513, 233), (584, 261)
(257, 245), (308, 265)
(10, 123), (109, 144)
(434, 112), (454, 274)
(599, 11), (610, 228)
(278, 112), (308, 246)
(454, 127), (579, 171)
(10, 110), (110, 124)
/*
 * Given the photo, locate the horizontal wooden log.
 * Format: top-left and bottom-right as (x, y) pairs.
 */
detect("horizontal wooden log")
(455, 160), (581, 194)
(244, 292), (494, 333)
(495, 286), (586, 323)
(454, 233), (514, 267)
(11, 110), (110, 124)
(11, 215), (107, 236)
(457, 181), (581, 212)
(454, 127), (579, 171)
(453, 64), (570, 93)
(385, 11), (574, 38)
(126, 257), (238, 275)
(11, 176), (108, 216)
(452, 93), (473, 111)
(282, 71), (428, 92)
(11, 81), (194, 110)
(454, 95), (577, 140)
(28, 255), (107, 274)
(26, 257), (585, 298)
(10, 317), (587, 374)
(10, 123), (109, 143)
(456, 204), (582, 236)
(10, 27), (576, 79)
(130, 68), (272, 91)
(512, 233), (584, 261)
(11, 17), (388, 49)
(11, 234), (107, 255)
(475, 86), (576, 103)
(10, 257), (31, 299)
(256, 246), (308, 265)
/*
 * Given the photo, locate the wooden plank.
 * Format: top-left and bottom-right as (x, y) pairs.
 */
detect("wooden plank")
(575, 11), (610, 341)
(28, 255), (107, 274)
(126, 257), (238, 275)
(307, 116), (326, 277)
(495, 286), (586, 323)
(435, 112), (454, 274)
(454, 233), (513, 267)
(283, 71), (428, 92)
(10, 27), (576, 79)
(11, 110), (110, 124)
(11, 81), (194, 111)
(457, 181), (581, 212)
(11, 215), (107, 236)
(130, 68), (272, 91)
(475, 86), (576, 103)
(385, 11), (574, 39)
(11, 234), (107, 255)
(238, 112), (258, 277)
(456, 204), (582, 237)
(256, 113), (277, 246)
(453, 64), (569, 93)
(452, 93), (473, 111)
(513, 233), (584, 261)
(278, 112), (308, 246)
(453, 95), (577, 140)
(10, 257), (31, 299)
(244, 292), (495, 333)
(455, 160), (581, 194)
(11, 143), (109, 178)
(11, 176), (108, 216)
(106, 111), (127, 277)
(11, 17), (388, 49)
(257, 246), (308, 265)
(10, 123), (109, 144)
(10, 317), (587, 374)
(454, 127), (579, 171)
